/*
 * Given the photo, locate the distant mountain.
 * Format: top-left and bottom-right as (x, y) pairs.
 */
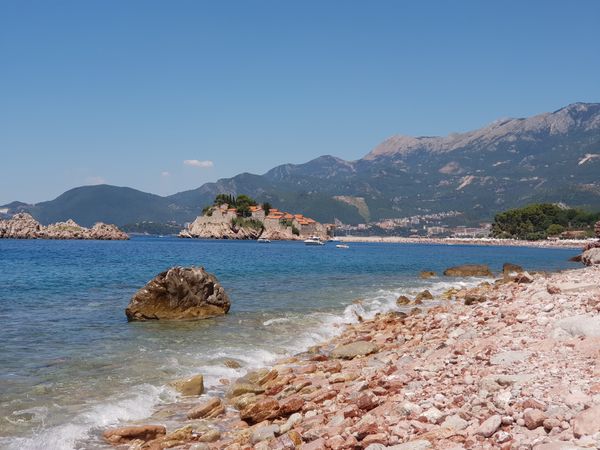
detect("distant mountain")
(4, 102), (600, 226)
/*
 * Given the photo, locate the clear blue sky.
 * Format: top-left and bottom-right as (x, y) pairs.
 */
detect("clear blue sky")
(1, 0), (599, 204)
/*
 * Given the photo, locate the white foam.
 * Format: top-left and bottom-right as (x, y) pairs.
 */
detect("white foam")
(263, 317), (291, 326)
(3, 276), (490, 449)
(2, 384), (175, 450)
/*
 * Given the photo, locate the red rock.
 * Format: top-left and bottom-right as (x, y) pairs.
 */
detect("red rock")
(186, 397), (224, 419)
(301, 437), (325, 450)
(103, 425), (166, 444)
(326, 435), (345, 448)
(523, 408), (547, 430)
(573, 405), (600, 438)
(362, 433), (388, 445)
(521, 398), (546, 410)
(355, 393), (378, 411)
(279, 396), (304, 415)
(239, 397), (280, 424)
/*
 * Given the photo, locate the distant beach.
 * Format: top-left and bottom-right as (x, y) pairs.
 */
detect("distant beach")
(338, 235), (588, 249)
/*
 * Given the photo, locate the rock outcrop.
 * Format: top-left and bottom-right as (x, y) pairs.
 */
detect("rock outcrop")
(581, 248), (600, 266)
(125, 267), (230, 321)
(443, 264), (493, 277)
(0, 213), (128, 240)
(182, 218), (261, 240)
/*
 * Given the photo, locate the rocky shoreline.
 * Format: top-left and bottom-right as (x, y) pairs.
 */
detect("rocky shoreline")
(0, 213), (128, 240)
(101, 260), (600, 449)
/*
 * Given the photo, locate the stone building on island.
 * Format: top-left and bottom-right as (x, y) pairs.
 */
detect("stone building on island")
(180, 203), (329, 240)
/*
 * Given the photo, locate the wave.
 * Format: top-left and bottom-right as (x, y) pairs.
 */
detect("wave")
(1, 276), (487, 450)
(1, 384), (176, 450)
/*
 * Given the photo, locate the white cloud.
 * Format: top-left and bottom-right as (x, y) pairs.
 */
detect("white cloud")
(161, 171), (171, 177)
(85, 176), (106, 185)
(183, 159), (214, 168)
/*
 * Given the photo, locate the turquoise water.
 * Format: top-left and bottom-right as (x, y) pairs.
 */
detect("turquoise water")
(0, 237), (580, 449)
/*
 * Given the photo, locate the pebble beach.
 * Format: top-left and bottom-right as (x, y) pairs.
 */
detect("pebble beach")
(101, 261), (600, 450)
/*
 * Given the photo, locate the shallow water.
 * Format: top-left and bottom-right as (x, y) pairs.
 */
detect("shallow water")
(0, 237), (580, 449)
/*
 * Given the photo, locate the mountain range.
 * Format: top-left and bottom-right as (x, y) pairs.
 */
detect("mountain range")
(3, 102), (600, 227)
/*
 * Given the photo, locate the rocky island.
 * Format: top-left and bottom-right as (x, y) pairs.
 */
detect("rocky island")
(180, 194), (330, 241)
(0, 212), (128, 240)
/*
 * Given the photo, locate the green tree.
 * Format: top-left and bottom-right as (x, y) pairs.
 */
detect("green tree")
(547, 224), (565, 236)
(262, 202), (272, 216)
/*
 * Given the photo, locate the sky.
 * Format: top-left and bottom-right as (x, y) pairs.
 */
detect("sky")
(1, 1), (599, 205)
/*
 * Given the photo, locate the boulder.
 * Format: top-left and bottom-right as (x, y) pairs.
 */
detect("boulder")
(187, 397), (224, 419)
(226, 382), (265, 398)
(125, 267), (230, 321)
(169, 374), (204, 396)
(331, 341), (378, 359)
(415, 290), (433, 302)
(419, 271), (436, 279)
(103, 425), (166, 444)
(572, 405), (600, 438)
(502, 262), (524, 275)
(239, 397), (280, 423)
(554, 315), (600, 338)
(477, 414), (501, 437)
(443, 264), (493, 277)
(581, 248), (600, 266)
(523, 408), (547, 430)
(396, 295), (411, 306)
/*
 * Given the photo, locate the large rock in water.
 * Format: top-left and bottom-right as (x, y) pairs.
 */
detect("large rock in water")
(125, 267), (230, 321)
(581, 248), (600, 266)
(443, 264), (493, 277)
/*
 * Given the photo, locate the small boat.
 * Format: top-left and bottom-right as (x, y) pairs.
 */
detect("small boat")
(336, 244), (349, 249)
(328, 237), (341, 243)
(304, 235), (324, 246)
(257, 237), (271, 243)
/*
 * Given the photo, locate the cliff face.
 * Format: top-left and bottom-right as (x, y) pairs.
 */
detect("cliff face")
(0, 213), (128, 240)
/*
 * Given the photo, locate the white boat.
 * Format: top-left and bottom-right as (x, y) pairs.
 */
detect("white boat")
(304, 235), (324, 245)
(257, 237), (271, 243)
(336, 244), (349, 249)
(328, 237), (341, 242)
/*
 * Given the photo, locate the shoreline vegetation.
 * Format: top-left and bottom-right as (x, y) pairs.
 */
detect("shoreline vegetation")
(101, 255), (600, 449)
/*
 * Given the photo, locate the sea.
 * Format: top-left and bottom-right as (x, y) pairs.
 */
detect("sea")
(0, 237), (581, 449)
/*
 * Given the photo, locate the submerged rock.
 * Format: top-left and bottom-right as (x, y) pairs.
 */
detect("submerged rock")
(415, 289), (434, 302)
(187, 397), (224, 419)
(503, 262), (524, 275)
(419, 270), (436, 279)
(443, 264), (493, 277)
(103, 425), (166, 444)
(125, 267), (230, 321)
(396, 295), (411, 306)
(169, 374), (204, 396)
